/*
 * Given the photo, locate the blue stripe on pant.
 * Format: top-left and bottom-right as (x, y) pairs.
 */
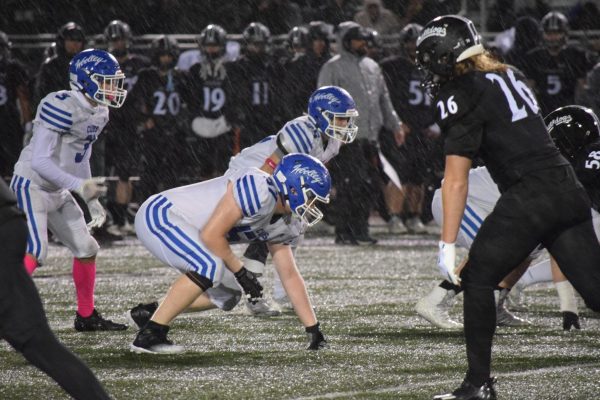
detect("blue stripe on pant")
(10, 176), (42, 259)
(145, 195), (217, 281)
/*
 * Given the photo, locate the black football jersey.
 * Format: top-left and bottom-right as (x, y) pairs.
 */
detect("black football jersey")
(381, 55), (435, 130)
(522, 46), (591, 115)
(437, 68), (568, 191)
(131, 67), (185, 132)
(571, 141), (600, 211)
(0, 60), (28, 126)
(184, 59), (228, 120)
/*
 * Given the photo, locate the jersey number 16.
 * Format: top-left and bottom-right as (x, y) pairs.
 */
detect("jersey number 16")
(486, 69), (539, 122)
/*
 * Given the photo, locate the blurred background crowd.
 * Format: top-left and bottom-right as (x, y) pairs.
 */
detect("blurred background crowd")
(1, 0), (600, 243)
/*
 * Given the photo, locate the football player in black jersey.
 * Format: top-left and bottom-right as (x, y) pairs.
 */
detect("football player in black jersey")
(417, 15), (600, 400)
(0, 180), (111, 400)
(0, 31), (32, 178)
(522, 11), (592, 115)
(132, 35), (187, 201)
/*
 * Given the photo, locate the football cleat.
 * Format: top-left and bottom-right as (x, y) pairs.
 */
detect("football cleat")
(495, 289), (530, 327)
(245, 298), (281, 317)
(74, 309), (128, 332)
(130, 324), (184, 354)
(433, 377), (497, 400)
(416, 286), (463, 330)
(405, 216), (428, 234)
(127, 302), (158, 329)
(562, 311), (581, 331)
(388, 215), (408, 234)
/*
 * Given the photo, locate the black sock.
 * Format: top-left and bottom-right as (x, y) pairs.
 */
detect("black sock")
(440, 279), (463, 294)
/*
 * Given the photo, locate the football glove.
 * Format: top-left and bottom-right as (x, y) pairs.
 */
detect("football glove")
(77, 177), (107, 202)
(71, 190), (92, 224)
(562, 311), (581, 331)
(438, 241), (461, 285)
(306, 322), (328, 350)
(87, 199), (107, 229)
(234, 266), (263, 304)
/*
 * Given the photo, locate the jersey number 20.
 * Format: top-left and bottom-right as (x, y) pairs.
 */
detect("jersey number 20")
(486, 69), (539, 122)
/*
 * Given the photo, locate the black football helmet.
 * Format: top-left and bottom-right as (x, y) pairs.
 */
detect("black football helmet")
(338, 21), (369, 55)
(400, 23), (422, 60)
(288, 26), (310, 50)
(104, 20), (132, 57)
(243, 22), (271, 45)
(198, 24), (227, 59)
(151, 35), (180, 69)
(545, 105), (600, 161)
(308, 21), (330, 43)
(56, 22), (85, 56)
(541, 11), (568, 52)
(416, 15), (484, 91)
(0, 31), (11, 62)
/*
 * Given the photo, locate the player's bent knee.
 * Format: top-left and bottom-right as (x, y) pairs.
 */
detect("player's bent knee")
(72, 237), (99, 259)
(185, 271), (213, 291)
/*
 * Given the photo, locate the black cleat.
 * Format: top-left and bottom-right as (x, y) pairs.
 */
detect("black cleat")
(131, 323), (184, 354)
(127, 302), (158, 329)
(74, 309), (128, 332)
(433, 377), (497, 400)
(562, 311), (581, 331)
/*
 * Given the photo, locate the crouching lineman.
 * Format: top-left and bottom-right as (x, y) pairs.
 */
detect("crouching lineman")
(10, 49), (128, 331)
(416, 105), (600, 332)
(129, 154), (330, 353)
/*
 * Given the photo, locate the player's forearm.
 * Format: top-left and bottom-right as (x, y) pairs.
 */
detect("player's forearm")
(201, 233), (243, 273)
(441, 179), (468, 243)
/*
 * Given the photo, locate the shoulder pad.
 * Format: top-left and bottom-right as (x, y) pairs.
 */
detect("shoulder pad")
(37, 91), (78, 133)
(277, 118), (316, 155)
(233, 170), (278, 218)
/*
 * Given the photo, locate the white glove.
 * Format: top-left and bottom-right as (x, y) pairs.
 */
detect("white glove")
(87, 199), (107, 229)
(77, 177), (107, 202)
(438, 241), (461, 285)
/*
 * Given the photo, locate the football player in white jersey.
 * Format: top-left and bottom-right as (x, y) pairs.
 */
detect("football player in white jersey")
(130, 154), (331, 353)
(10, 49), (128, 332)
(230, 85), (358, 314)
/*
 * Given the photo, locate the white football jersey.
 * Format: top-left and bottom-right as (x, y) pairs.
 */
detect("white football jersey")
(464, 167), (501, 214)
(160, 167), (301, 245)
(14, 90), (109, 191)
(226, 115), (341, 174)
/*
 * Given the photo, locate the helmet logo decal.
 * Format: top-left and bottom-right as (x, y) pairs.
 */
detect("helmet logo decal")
(311, 92), (339, 103)
(547, 115), (572, 132)
(292, 165), (324, 184)
(417, 26), (446, 46)
(74, 55), (104, 69)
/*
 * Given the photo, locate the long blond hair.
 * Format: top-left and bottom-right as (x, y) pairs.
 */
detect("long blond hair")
(454, 51), (508, 76)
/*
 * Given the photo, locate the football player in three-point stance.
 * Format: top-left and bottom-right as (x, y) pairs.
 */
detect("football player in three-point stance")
(417, 15), (600, 400)
(128, 86), (358, 318)
(11, 49), (128, 332)
(130, 154), (330, 354)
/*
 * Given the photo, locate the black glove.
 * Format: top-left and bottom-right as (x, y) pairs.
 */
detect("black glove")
(562, 311), (581, 331)
(234, 266), (263, 304)
(306, 322), (328, 350)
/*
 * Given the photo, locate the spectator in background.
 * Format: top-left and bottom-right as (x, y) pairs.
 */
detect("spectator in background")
(182, 24), (234, 179)
(568, 1), (600, 54)
(253, 0), (303, 35)
(486, 0), (517, 32)
(411, 0), (461, 26)
(34, 22), (85, 107)
(578, 63), (600, 117)
(354, 0), (400, 35)
(0, 32), (32, 179)
(522, 11), (592, 115)
(224, 22), (282, 150)
(365, 28), (385, 61)
(318, 21), (406, 245)
(101, 20), (150, 238)
(316, 0), (362, 27)
(503, 16), (542, 70)
(131, 36), (188, 201)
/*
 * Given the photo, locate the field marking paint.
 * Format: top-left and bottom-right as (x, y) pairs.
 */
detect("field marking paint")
(290, 362), (600, 400)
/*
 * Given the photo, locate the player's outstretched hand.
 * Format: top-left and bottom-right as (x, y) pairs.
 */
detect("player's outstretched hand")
(78, 177), (107, 202)
(562, 311), (581, 331)
(87, 199), (107, 229)
(306, 322), (328, 350)
(234, 266), (263, 303)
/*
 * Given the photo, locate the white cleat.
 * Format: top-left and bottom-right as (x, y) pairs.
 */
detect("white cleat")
(415, 286), (463, 330)
(496, 289), (531, 327)
(245, 298), (281, 317)
(405, 216), (428, 234)
(388, 215), (408, 234)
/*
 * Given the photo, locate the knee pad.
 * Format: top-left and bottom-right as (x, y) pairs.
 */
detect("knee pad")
(185, 271), (213, 291)
(72, 236), (99, 259)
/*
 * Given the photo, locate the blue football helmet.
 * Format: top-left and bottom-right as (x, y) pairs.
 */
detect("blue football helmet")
(307, 86), (359, 143)
(69, 49), (127, 108)
(273, 154), (331, 227)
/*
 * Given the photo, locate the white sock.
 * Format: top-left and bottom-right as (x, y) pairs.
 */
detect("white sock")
(555, 280), (578, 313)
(517, 258), (553, 288)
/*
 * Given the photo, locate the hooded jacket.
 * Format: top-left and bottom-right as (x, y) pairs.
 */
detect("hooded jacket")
(318, 21), (401, 142)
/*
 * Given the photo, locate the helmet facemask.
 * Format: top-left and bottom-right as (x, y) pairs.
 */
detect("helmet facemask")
(288, 176), (330, 227)
(90, 71), (127, 108)
(321, 109), (359, 143)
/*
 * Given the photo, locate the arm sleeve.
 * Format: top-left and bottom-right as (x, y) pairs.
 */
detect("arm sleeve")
(30, 125), (82, 190)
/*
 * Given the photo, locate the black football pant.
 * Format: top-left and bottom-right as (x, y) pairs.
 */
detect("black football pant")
(460, 167), (600, 386)
(0, 214), (111, 400)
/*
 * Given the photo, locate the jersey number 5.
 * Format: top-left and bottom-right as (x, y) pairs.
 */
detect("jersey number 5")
(486, 70), (539, 122)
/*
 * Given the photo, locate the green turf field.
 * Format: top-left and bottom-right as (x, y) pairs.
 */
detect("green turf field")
(1, 235), (599, 399)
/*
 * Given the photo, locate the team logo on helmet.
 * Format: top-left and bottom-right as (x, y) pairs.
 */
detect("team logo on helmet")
(291, 165), (325, 185)
(416, 26), (447, 46)
(547, 115), (573, 132)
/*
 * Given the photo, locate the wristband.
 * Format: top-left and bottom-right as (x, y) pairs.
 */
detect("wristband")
(265, 157), (277, 170)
